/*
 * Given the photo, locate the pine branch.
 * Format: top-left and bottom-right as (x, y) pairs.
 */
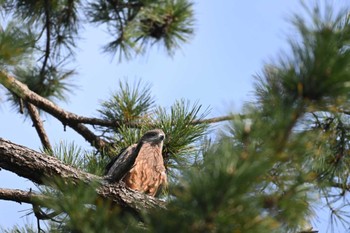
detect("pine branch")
(0, 137), (165, 211)
(68, 114), (235, 127)
(0, 188), (47, 205)
(70, 116), (132, 128)
(25, 102), (52, 152)
(192, 115), (236, 124)
(0, 71), (107, 150)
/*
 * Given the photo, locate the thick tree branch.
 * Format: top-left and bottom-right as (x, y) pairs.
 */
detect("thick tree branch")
(0, 137), (165, 211)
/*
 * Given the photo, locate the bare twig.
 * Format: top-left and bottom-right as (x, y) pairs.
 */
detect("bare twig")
(331, 181), (350, 191)
(192, 115), (236, 124)
(0, 188), (47, 204)
(40, 0), (51, 78)
(26, 102), (52, 152)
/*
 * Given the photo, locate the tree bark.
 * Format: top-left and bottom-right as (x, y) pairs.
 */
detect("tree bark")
(0, 138), (165, 211)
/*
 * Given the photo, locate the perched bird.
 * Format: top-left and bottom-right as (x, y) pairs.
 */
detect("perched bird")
(105, 129), (167, 196)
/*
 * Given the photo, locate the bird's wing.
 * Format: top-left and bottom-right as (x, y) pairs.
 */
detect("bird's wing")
(105, 144), (138, 182)
(105, 147), (128, 174)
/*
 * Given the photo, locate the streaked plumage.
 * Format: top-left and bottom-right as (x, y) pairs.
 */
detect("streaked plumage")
(105, 129), (167, 196)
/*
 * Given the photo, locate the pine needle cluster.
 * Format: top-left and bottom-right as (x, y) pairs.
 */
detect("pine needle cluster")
(87, 0), (195, 60)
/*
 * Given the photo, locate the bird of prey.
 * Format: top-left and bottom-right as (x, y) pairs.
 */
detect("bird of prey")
(105, 129), (167, 196)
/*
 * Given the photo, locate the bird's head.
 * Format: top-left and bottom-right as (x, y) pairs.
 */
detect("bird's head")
(140, 129), (165, 145)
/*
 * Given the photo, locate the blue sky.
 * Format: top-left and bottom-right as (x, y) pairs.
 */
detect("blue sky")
(0, 1), (348, 232)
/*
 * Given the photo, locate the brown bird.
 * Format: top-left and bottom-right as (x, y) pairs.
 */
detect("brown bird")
(105, 129), (167, 196)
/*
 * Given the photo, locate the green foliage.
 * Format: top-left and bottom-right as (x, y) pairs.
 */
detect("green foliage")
(82, 151), (110, 176)
(1, 0), (80, 111)
(87, 0), (195, 60)
(0, 21), (34, 68)
(49, 141), (84, 169)
(110, 124), (146, 149)
(47, 141), (108, 176)
(137, 0), (195, 55)
(98, 79), (155, 128)
(153, 99), (209, 168)
(145, 126), (313, 233)
(142, 3), (350, 233)
(16, 66), (75, 101)
(255, 5), (350, 110)
(35, 179), (140, 233)
(7, 0), (81, 56)
(252, 3), (350, 230)
(6, 65), (75, 116)
(1, 224), (37, 233)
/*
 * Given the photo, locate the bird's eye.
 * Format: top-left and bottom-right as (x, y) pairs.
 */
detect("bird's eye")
(147, 132), (157, 137)
(141, 130), (165, 141)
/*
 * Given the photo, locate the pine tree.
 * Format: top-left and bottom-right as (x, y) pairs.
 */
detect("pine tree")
(1, 1), (350, 233)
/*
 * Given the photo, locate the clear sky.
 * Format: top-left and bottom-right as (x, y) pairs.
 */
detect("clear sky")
(0, 1), (349, 232)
